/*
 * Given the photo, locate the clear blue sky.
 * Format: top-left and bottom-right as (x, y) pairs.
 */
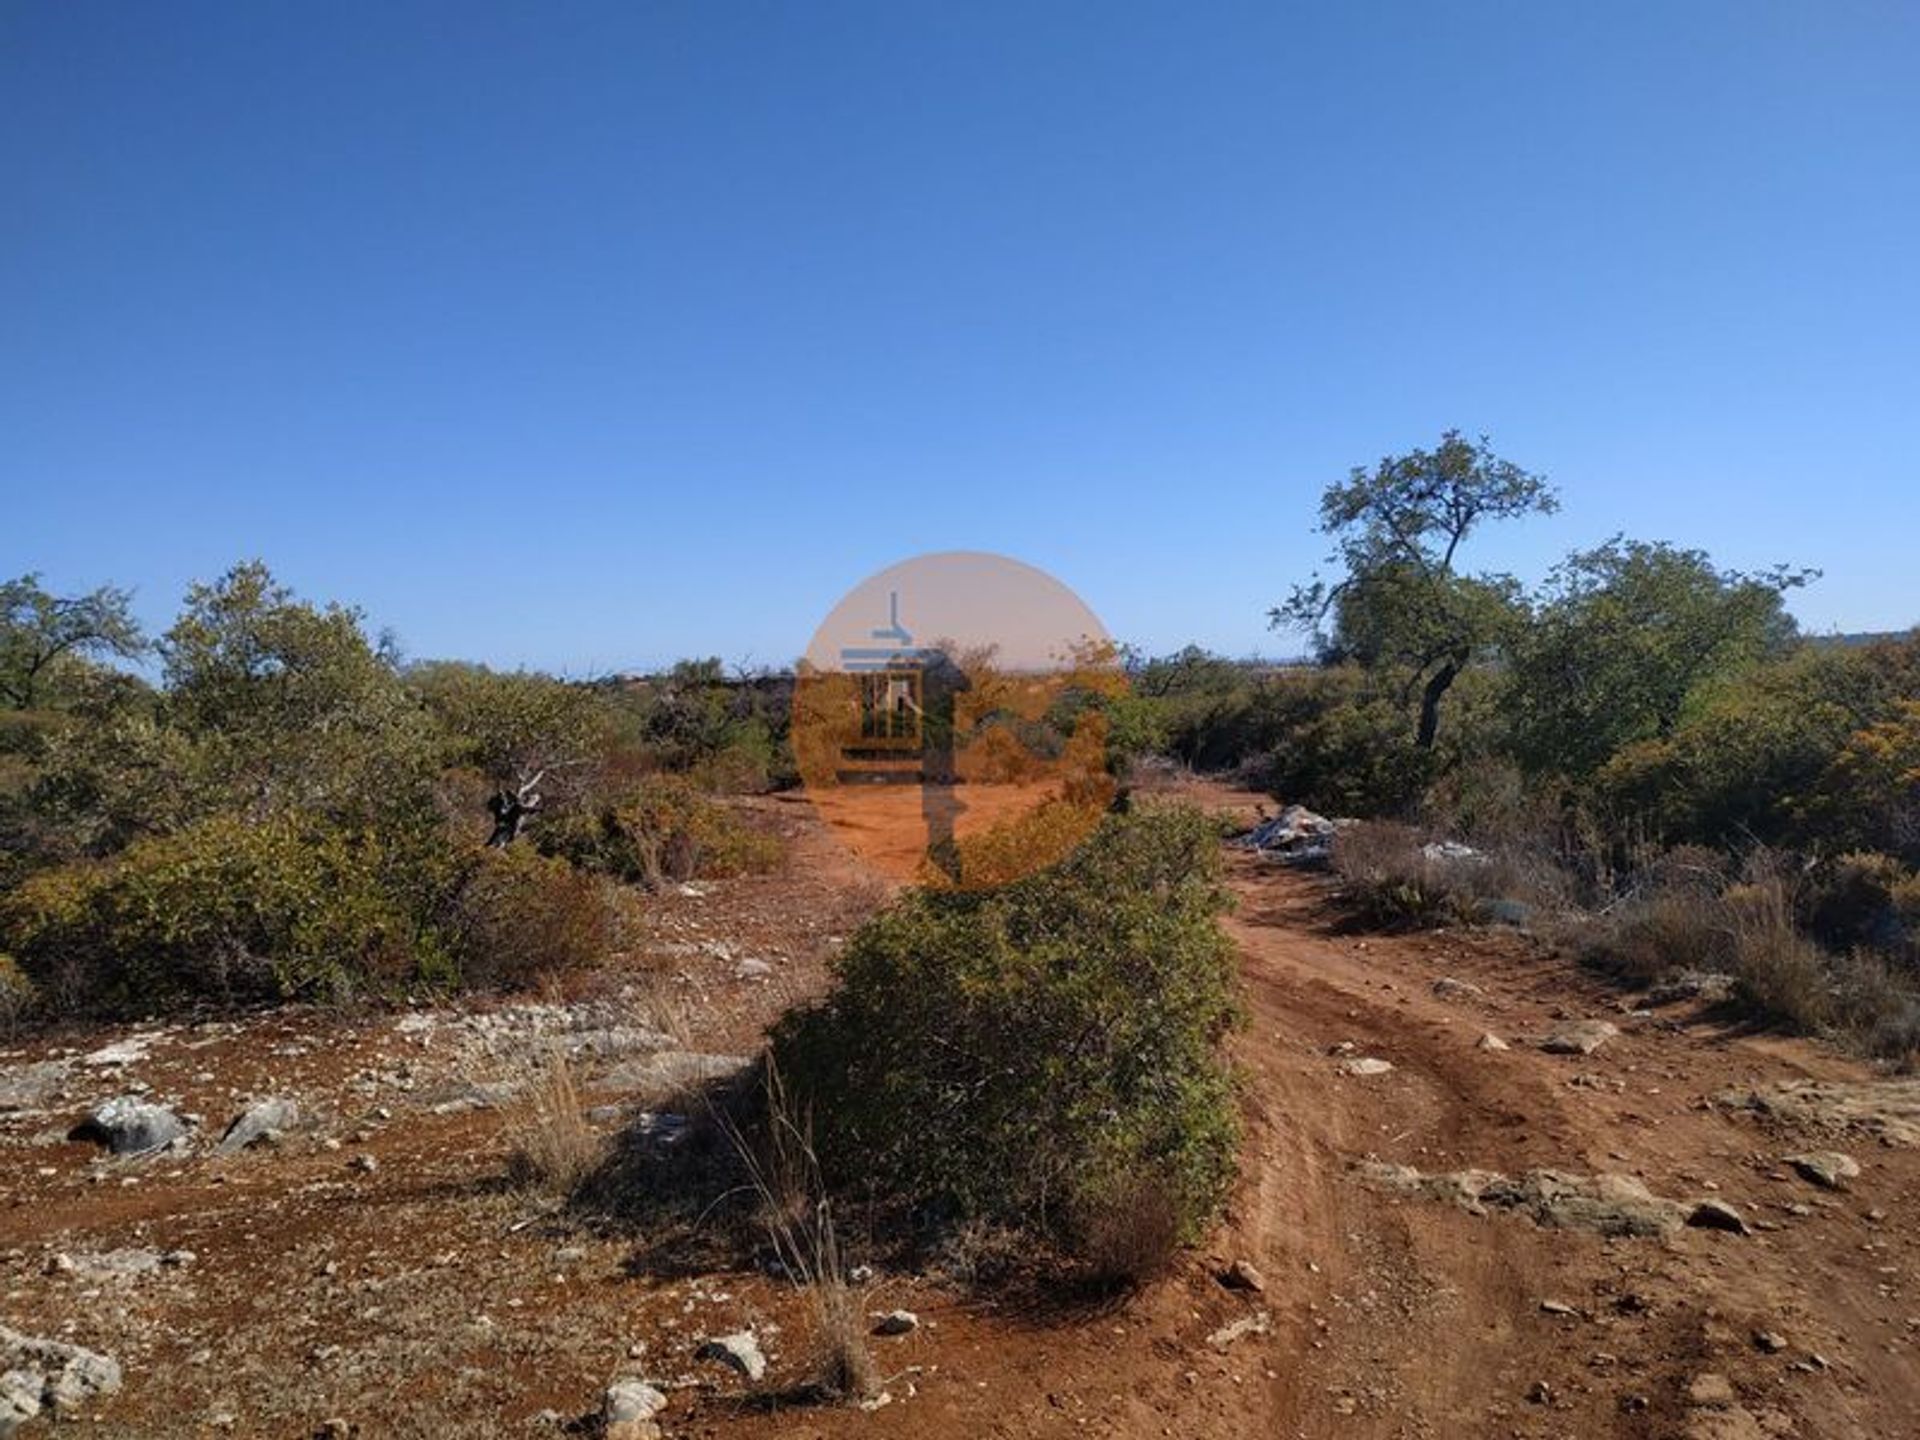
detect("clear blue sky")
(4, 2), (1916, 673)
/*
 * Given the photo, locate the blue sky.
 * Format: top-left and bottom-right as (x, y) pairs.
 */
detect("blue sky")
(4, 2), (1916, 672)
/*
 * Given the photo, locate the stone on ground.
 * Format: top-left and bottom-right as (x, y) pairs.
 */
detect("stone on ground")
(694, 1330), (766, 1382)
(1541, 1019), (1619, 1056)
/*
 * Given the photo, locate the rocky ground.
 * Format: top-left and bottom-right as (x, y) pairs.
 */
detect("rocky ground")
(4, 781), (1920, 1437)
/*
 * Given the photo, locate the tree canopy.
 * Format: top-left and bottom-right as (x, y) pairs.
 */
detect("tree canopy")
(0, 573), (146, 710)
(1274, 431), (1556, 748)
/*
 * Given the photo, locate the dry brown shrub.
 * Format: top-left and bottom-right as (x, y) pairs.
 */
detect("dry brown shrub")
(1068, 1171), (1185, 1290)
(503, 1049), (603, 1195)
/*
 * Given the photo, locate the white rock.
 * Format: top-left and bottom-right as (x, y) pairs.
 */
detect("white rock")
(74, 1096), (185, 1155)
(604, 1379), (667, 1424)
(695, 1330), (766, 1381)
(1784, 1151), (1861, 1191)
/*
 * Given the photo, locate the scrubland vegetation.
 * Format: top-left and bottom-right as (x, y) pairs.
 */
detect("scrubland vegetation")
(1116, 433), (1920, 1057)
(0, 562), (785, 1021)
(4, 430), (1914, 1314)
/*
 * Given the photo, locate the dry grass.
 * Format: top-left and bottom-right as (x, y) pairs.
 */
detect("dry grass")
(502, 1049), (603, 1195)
(1725, 873), (1833, 1032)
(1331, 821), (1486, 929)
(718, 1061), (876, 1403)
(1575, 888), (1736, 986)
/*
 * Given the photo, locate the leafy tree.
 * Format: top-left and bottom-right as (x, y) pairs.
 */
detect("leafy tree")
(412, 662), (604, 844)
(0, 573), (146, 710)
(1274, 431), (1555, 749)
(161, 561), (435, 829)
(1507, 538), (1813, 777)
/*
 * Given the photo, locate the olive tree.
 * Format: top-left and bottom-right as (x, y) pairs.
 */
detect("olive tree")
(412, 663), (604, 845)
(1274, 431), (1555, 749)
(0, 574), (146, 710)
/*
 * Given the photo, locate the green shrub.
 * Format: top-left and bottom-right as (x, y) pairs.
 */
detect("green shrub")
(0, 814), (454, 1013)
(769, 806), (1240, 1272)
(538, 776), (781, 887)
(0, 813), (619, 1016)
(445, 846), (614, 991)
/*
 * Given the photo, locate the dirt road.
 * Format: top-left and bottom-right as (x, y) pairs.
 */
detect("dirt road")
(6, 785), (1919, 1437)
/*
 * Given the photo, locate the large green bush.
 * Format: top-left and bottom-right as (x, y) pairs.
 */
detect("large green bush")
(0, 814), (453, 1011)
(0, 813), (615, 1016)
(769, 805), (1241, 1265)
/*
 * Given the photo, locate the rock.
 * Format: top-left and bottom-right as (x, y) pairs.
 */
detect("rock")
(70, 1096), (186, 1155)
(0, 1061), (73, 1116)
(1687, 1372), (1735, 1408)
(1423, 840), (1483, 864)
(1539, 1300), (1578, 1317)
(1337, 1057), (1394, 1077)
(1356, 1162), (1690, 1238)
(0, 1325), (121, 1428)
(1784, 1151), (1861, 1192)
(1219, 1259), (1266, 1294)
(1715, 1077), (1920, 1147)
(1753, 1330), (1788, 1353)
(349, 1153), (378, 1174)
(694, 1331), (766, 1382)
(0, 1371), (41, 1438)
(596, 1052), (752, 1097)
(604, 1380), (667, 1440)
(1526, 1379), (1554, 1404)
(1541, 1019), (1619, 1056)
(870, 1310), (918, 1336)
(733, 958), (775, 982)
(215, 1097), (300, 1156)
(1686, 1199), (1751, 1235)
(1206, 1311), (1271, 1350)
(58, 1248), (168, 1282)
(423, 1079), (524, 1115)
(1645, 971), (1737, 1006)
(1432, 977), (1486, 1002)
(1475, 1032), (1510, 1052)
(78, 1035), (158, 1068)
(562, 1026), (676, 1060)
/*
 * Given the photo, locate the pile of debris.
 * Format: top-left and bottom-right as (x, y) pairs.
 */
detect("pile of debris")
(1240, 805), (1347, 866)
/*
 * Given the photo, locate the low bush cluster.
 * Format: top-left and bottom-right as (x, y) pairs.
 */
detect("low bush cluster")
(769, 805), (1241, 1282)
(0, 813), (618, 1015)
(536, 775), (782, 888)
(0, 565), (790, 1023)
